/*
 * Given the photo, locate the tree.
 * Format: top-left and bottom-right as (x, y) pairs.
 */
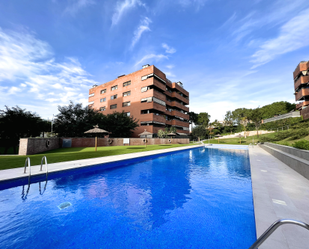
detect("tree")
(188, 111), (199, 125)
(54, 101), (105, 137)
(157, 129), (167, 138)
(260, 101), (296, 119)
(232, 108), (251, 125)
(197, 112), (211, 128)
(248, 107), (264, 137)
(224, 111), (234, 134)
(54, 102), (139, 137)
(192, 125), (208, 140)
(0, 106), (47, 154)
(104, 112), (139, 137)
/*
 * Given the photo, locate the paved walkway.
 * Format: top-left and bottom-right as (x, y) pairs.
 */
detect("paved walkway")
(249, 145), (309, 249)
(0, 145), (202, 182)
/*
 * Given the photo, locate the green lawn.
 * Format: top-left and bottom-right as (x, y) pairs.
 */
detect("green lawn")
(0, 144), (194, 170)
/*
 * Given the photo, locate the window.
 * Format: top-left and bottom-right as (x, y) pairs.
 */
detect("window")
(123, 101), (130, 107)
(123, 91), (131, 97)
(141, 86), (149, 93)
(111, 94), (117, 100)
(125, 112), (130, 117)
(100, 106), (106, 111)
(110, 104), (117, 109)
(89, 93), (94, 97)
(100, 89), (106, 94)
(100, 98), (106, 102)
(111, 85), (118, 91)
(123, 81), (131, 87)
(141, 97), (153, 103)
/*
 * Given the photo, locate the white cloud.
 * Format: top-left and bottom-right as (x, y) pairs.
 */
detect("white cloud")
(134, 53), (168, 66)
(178, 0), (208, 9)
(64, 0), (95, 15)
(166, 64), (174, 69)
(112, 0), (145, 26)
(162, 43), (176, 54)
(8, 86), (22, 95)
(131, 17), (151, 49)
(251, 8), (309, 68)
(165, 71), (176, 78)
(0, 27), (98, 118)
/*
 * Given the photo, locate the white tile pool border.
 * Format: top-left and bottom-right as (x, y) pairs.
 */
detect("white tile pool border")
(0, 144), (203, 183)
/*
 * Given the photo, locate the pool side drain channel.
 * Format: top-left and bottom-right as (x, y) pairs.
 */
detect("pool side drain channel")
(58, 202), (72, 210)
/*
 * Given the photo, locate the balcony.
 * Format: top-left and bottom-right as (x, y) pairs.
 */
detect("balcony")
(141, 102), (166, 113)
(171, 82), (189, 97)
(294, 76), (309, 90)
(171, 110), (189, 120)
(141, 78), (166, 92)
(296, 101), (309, 110)
(140, 113), (166, 124)
(293, 61), (309, 79)
(171, 119), (189, 127)
(171, 101), (189, 112)
(295, 88), (309, 101)
(171, 92), (189, 104)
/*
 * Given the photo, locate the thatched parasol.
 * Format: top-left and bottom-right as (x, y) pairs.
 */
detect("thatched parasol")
(215, 134), (222, 144)
(138, 129), (153, 147)
(238, 134), (244, 144)
(84, 125), (110, 151)
(166, 132), (176, 143)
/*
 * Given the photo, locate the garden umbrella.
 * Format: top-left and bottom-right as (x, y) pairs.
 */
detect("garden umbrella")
(138, 129), (153, 147)
(215, 134), (222, 144)
(84, 125), (110, 151)
(166, 132), (176, 143)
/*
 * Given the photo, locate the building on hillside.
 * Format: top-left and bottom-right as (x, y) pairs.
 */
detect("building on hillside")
(88, 64), (190, 137)
(294, 61), (309, 119)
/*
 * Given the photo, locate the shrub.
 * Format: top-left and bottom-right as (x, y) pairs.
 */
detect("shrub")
(290, 128), (309, 140)
(292, 140), (309, 150)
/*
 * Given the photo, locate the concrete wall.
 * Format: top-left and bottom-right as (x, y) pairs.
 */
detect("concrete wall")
(260, 143), (309, 180)
(19, 137), (190, 155)
(264, 142), (309, 161)
(262, 111), (300, 123)
(19, 138), (61, 155)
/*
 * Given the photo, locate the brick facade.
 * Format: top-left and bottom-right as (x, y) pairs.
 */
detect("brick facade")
(88, 65), (190, 137)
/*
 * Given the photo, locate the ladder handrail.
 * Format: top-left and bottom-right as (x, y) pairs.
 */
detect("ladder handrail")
(24, 157), (31, 175)
(40, 156), (48, 179)
(249, 219), (309, 249)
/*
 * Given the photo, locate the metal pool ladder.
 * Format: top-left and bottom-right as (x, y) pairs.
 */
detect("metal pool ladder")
(249, 219), (309, 249)
(24, 157), (31, 183)
(40, 156), (48, 180)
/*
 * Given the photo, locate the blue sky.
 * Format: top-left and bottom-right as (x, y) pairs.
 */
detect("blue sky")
(1, 0), (309, 121)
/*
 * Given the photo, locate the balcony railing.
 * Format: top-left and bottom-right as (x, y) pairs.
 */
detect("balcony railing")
(295, 88), (309, 101)
(171, 119), (189, 127)
(296, 101), (309, 110)
(139, 113), (166, 124)
(171, 110), (189, 120)
(171, 92), (189, 104)
(171, 101), (189, 112)
(294, 76), (309, 90)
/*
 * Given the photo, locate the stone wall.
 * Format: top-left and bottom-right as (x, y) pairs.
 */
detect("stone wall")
(19, 138), (61, 155)
(19, 137), (190, 155)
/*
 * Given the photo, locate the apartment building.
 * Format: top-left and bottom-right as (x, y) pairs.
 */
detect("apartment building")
(294, 61), (309, 120)
(88, 65), (190, 137)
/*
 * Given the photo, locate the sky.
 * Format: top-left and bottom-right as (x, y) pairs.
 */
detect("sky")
(1, 0), (309, 122)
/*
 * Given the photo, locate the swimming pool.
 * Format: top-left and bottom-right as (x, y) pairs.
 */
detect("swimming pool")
(0, 147), (256, 248)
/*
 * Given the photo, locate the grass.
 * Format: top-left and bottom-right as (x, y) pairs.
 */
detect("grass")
(0, 144), (194, 170)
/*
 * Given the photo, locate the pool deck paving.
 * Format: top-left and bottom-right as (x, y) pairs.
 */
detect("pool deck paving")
(249, 145), (309, 249)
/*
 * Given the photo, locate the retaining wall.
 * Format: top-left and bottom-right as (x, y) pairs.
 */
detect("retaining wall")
(260, 142), (309, 180)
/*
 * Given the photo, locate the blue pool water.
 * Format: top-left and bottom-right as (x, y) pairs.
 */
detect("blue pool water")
(0, 148), (256, 248)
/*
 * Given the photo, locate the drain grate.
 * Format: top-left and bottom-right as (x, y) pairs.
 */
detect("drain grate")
(58, 202), (72, 210)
